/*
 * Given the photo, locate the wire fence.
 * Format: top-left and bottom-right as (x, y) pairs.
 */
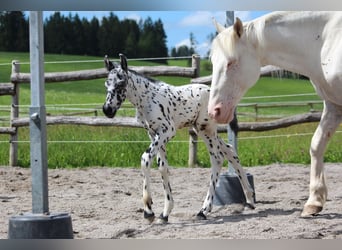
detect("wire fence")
(0, 55), (196, 67)
(1, 130), (342, 145)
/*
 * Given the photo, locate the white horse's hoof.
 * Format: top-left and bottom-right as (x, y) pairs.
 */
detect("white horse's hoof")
(301, 204), (323, 217)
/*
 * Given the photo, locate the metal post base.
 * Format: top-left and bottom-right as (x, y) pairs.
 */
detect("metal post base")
(8, 213), (73, 239)
(213, 172), (256, 206)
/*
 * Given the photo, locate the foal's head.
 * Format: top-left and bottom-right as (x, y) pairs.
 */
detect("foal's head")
(102, 54), (129, 118)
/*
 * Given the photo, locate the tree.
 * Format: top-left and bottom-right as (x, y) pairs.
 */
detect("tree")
(138, 17), (168, 63)
(11, 11), (169, 60)
(83, 17), (100, 56)
(0, 11), (29, 52)
(98, 12), (123, 57)
(189, 32), (197, 55)
(170, 33), (197, 59)
(121, 19), (140, 58)
(44, 12), (66, 54)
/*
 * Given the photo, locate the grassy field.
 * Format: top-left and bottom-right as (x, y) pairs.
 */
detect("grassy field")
(0, 52), (341, 168)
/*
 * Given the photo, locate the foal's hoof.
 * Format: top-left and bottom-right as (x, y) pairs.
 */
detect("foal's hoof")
(158, 213), (169, 224)
(245, 203), (256, 210)
(144, 211), (155, 223)
(196, 211), (207, 220)
(301, 205), (323, 217)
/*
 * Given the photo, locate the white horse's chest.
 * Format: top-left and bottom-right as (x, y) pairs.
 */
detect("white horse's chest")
(313, 23), (342, 105)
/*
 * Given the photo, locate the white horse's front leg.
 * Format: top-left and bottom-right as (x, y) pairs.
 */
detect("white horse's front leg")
(157, 145), (174, 223)
(302, 101), (342, 217)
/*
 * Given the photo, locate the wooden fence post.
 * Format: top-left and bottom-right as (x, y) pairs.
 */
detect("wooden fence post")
(9, 60), (20, 166)
(188, 54), (200, 167)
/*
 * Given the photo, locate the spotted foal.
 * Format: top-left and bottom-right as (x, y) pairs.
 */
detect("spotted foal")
(102, 54), (255, 222)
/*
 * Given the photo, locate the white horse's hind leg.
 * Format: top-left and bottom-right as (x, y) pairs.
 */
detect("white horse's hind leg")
(302, 101), (342, 217)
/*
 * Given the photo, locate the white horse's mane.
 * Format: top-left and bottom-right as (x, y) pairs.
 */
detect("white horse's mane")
(210, 12), (316, 60)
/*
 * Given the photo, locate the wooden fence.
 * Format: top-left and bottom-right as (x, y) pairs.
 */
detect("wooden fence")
(0, 56), (322, 167)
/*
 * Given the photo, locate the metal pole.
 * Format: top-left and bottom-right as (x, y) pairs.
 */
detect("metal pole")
(29, 11), (49, 214)
(8, 11), (73, 239)
(226, 11), (237, 174)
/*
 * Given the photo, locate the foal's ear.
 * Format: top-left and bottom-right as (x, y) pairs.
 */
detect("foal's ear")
(233, 17), (243, 38)
(213, 18), (225, 33)
(104, 55), (115, 71)
(119, 53), (128, 73)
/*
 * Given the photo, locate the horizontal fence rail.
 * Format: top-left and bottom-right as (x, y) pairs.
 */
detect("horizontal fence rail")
(8, 111), (322, 132)
(0, 83), (15, 96)
(10, 66), (197, 84)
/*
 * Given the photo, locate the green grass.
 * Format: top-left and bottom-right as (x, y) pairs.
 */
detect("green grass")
(0, 52), (341, 168)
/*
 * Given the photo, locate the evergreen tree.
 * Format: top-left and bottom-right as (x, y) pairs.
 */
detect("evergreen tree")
(70, 14), (85, 55)
(170, 33), (197, 59)
(44, 12), (66, 54)
(0, 11), (170, 60)
(0, 11), (29, 52)
(138, 17), (168, 63)
(98, 12), (123, 57)
(83, 17), (100, 56)
(121, 19), (140, 58)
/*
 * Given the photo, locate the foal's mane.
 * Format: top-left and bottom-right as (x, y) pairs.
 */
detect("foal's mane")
(127, 68), (162, 85)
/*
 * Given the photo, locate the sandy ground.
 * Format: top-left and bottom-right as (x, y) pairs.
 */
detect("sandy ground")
(1, 163), (342, 239)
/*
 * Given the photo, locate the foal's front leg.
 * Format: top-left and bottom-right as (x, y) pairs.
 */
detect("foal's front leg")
(196, 133), (224, 219)
(141, 134), (159, 222)
(141, 131), (175, 222)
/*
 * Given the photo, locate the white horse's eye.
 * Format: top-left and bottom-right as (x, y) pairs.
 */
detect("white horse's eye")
(227, 59), (237, 70)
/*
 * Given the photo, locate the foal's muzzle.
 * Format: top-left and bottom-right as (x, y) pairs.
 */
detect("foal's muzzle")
(102, 104), (117, 118)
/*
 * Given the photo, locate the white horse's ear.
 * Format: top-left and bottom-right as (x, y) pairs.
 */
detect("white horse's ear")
(212, 18), (225, 33)
(233, 17), (243, 38)
(119, 53), (128, 73)
(104, 55), (114, 71)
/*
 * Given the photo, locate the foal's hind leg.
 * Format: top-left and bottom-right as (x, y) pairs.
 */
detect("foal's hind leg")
(196, 127), (255, 220)
(218, 138), (255, 209)
(302, 101), (342, 217)
(156, 144), (174, 223)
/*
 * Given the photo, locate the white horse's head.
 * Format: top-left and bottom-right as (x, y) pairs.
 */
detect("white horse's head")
(208, 18), (261, 123)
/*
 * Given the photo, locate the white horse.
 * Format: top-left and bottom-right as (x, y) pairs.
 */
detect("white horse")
(102, 54), (255, 222)
(208, 11), (342, 217)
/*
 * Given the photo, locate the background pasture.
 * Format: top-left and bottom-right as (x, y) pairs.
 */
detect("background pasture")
(0, 52), (341, 168)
